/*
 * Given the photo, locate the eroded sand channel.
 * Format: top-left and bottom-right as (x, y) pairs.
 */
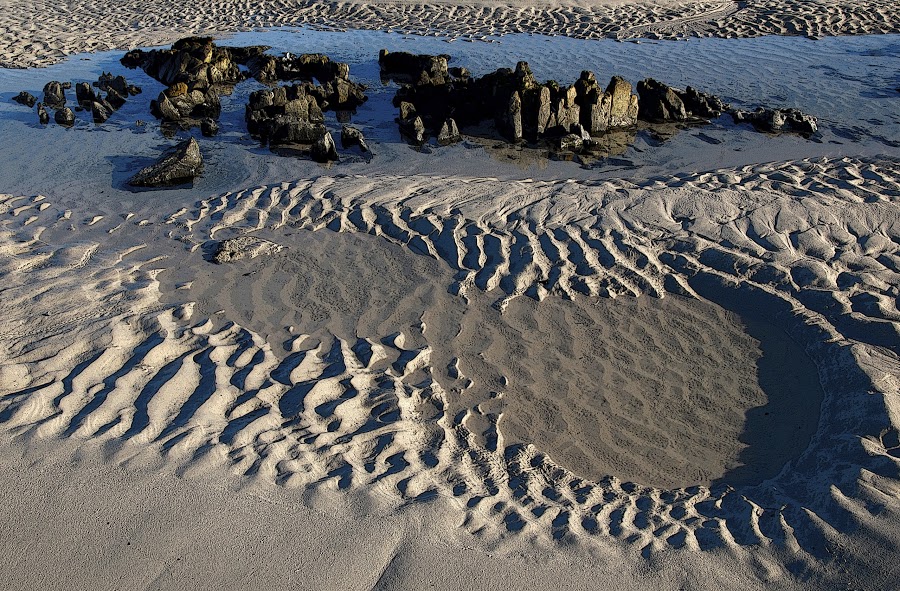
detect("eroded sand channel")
(163, 227), (823, 490)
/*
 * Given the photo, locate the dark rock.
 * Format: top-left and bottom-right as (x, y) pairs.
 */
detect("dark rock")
(12, 91), (36, 108)
(54, 107), (75, 127)
(731, 107), (818, 135)
(341, 125), (369, 152)
(151, 87), (220, 122)
(637, 79), (727, 122)
(201, 118), (219, 137)
(128, 138), (203, 187)
(398, 102), (426, 144)
(437, 118), (461, 146)
(42, 81), (66, 109)
(379, 49), (450, 85)
(95, 72), (129, 95)
(75, 82), (95, 107)
(310, 131), (338, 162)
(574, 72), (638, 133)
(126, 85), (142, 96)
(269, 118), (327, 144)
(121, 37), (241, 89)
(106, 87), (127, 110)
(681, 86), (726, 118)
(404, 116), (427, 144)
(502, 91), (523, 141)
(637, 78), (687, 122)
(37, 103), (49, 125)
(606, 76), (639, 128)
(245, 84), (329, 145)
(91, 100), (113, 123)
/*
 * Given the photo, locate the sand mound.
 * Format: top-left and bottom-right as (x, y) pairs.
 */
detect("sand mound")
(1, 0), (898, 68)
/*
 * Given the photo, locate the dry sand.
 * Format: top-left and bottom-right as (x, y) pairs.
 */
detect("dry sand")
(1, 0), (899, 68)
(1, 2), (900, 589)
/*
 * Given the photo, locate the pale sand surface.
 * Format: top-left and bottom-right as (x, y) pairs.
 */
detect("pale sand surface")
(1, 5), (900, 589)
(2, 154), (899, 588)
(1, 0), (900, 68)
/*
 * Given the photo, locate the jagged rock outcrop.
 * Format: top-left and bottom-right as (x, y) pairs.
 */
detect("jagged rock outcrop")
(128, 137), (203, 187)
(151, 85), (221, 123)
(731, 107), (818, 135)
(37, 103), (49, 125)
(121, 37), (244, 89)
(386, 57), (638, 145)
(91, 100), (114, 124)
(12, 91), (36, 108)
(397, 101), (426, 144)
(247, 52), (368, 111)
(245, 84), (327, 145)
(573, 72), (639, 134)
(637, 78), (726, 122)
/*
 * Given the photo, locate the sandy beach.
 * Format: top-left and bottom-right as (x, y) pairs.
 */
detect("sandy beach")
(1, 1), (899, 589)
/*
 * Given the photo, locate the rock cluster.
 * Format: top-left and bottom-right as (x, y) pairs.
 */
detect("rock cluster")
(122, 37), (249, 131)
(128, 137), (203, 187)
(383, 53), (640, 147)
(731, 107), (818, 135)
(83, 72), (142, 123)
(123, 37), (367, 134)
(15, 74), (140, 126)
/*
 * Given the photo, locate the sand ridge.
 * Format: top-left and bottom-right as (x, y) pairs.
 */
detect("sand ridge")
(1, 0), (899, 68)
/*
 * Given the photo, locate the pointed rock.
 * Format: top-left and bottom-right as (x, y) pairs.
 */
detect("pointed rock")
(128, 138), (203, 187)
(311, 131), (339, 162)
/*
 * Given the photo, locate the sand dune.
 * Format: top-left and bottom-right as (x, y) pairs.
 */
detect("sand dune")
(2, 157), (898, 586)
(1, 0), (898, 68)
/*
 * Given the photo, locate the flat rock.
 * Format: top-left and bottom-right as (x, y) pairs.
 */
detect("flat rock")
(212, 235), (283, 263)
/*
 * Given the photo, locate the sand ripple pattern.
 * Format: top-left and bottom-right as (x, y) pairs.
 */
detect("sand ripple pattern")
(1, 157), (900, 563)
(1, 0), (899, 68)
